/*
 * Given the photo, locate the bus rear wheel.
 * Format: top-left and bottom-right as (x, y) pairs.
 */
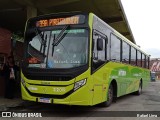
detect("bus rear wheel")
(135, 81), (142, 95)
(101, 84), (113, 107)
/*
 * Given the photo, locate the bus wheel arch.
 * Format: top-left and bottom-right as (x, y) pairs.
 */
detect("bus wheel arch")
(140, 79), (143, 88)
(135, 79), (143, 95)
(111, 79), (118, 102)
(100, 79), (117, 107)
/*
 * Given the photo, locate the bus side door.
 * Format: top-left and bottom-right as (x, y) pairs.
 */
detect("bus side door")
(92, 31), (108, 105)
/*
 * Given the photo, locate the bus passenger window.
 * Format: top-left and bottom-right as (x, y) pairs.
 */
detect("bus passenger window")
(122, 41), (129, 64)
(130, 47), (136, 65)
(111, 34), (121, 62)
(142, 54), (146, 68)
(137, 51), (142, 67)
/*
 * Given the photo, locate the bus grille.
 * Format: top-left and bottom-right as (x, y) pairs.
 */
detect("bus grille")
(25, 75), (73, 81)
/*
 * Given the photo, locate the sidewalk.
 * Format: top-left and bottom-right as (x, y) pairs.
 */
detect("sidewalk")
(0, 97), (23, 111)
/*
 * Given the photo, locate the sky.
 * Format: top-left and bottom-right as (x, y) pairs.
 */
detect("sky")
(121, 0), (160, 58)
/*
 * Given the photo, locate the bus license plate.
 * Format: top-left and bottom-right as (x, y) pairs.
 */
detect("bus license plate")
(39, 98), (51, 103)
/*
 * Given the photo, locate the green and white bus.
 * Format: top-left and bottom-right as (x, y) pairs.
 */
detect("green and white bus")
(21, 12), (150, 106)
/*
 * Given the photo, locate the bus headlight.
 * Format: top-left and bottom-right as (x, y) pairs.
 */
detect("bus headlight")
(74, 79), (87, 91)
(21, 78), (26, 87)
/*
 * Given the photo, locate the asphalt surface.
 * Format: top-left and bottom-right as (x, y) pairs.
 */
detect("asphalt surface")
(0, 81), (160, 120)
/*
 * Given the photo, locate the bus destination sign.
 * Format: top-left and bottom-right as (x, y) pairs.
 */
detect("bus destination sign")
(36, 15), (85, 27)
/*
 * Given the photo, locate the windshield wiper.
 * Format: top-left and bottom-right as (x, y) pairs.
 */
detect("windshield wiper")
(54, 25), (70, 46)
(40, 32), (44, 52)
(34, 28), (47, 56)
(51, 25), (70, 56)
(42, 34), (47, 56)
(52, 34), (56, 56)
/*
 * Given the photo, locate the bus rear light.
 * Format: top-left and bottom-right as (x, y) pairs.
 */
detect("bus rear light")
(74, 79), (87, 91)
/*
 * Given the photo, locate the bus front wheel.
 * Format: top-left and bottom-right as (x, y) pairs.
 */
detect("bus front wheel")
(101, 84), (113, 107)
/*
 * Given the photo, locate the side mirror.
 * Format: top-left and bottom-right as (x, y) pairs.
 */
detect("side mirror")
(97, 38), (103, 51)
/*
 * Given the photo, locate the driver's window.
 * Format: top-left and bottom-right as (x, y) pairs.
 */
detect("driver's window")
(92, 31), (107, 71)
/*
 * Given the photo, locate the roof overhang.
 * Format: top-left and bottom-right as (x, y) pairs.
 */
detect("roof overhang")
(0, 0), (135, 43)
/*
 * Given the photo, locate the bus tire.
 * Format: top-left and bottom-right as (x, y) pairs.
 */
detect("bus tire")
(135, 81), (142, 95)
(101, 84), (113, 107)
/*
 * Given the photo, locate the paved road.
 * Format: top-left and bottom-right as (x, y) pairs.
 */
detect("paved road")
(1, 81), (160, 120)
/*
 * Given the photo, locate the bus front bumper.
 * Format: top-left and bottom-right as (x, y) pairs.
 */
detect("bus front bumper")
(21, 83), (93, 106)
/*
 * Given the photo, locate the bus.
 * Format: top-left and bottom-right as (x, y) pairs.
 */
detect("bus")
(21, 12), (150, 106)
(150, 71), (156, 81)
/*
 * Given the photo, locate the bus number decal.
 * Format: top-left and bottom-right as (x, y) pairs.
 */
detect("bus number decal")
(53, 88), (66, 92)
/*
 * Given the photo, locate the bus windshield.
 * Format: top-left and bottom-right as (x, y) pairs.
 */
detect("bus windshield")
(26, 28), (88, 69)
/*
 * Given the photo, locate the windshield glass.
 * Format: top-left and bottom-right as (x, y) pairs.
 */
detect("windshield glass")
(26, 28), (88, 68)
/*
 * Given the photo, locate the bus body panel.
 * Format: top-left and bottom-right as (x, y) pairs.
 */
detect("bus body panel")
(90, 61), (150, 105)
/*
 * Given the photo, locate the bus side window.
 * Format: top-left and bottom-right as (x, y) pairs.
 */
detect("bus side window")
(110, 34), (121, 62)
(92, 32), (106, 71)
(122, 41), (129, 64)
(142, 54), (146, 68)
(137, 51), (142, 67)
(130, 47), (136, 66)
